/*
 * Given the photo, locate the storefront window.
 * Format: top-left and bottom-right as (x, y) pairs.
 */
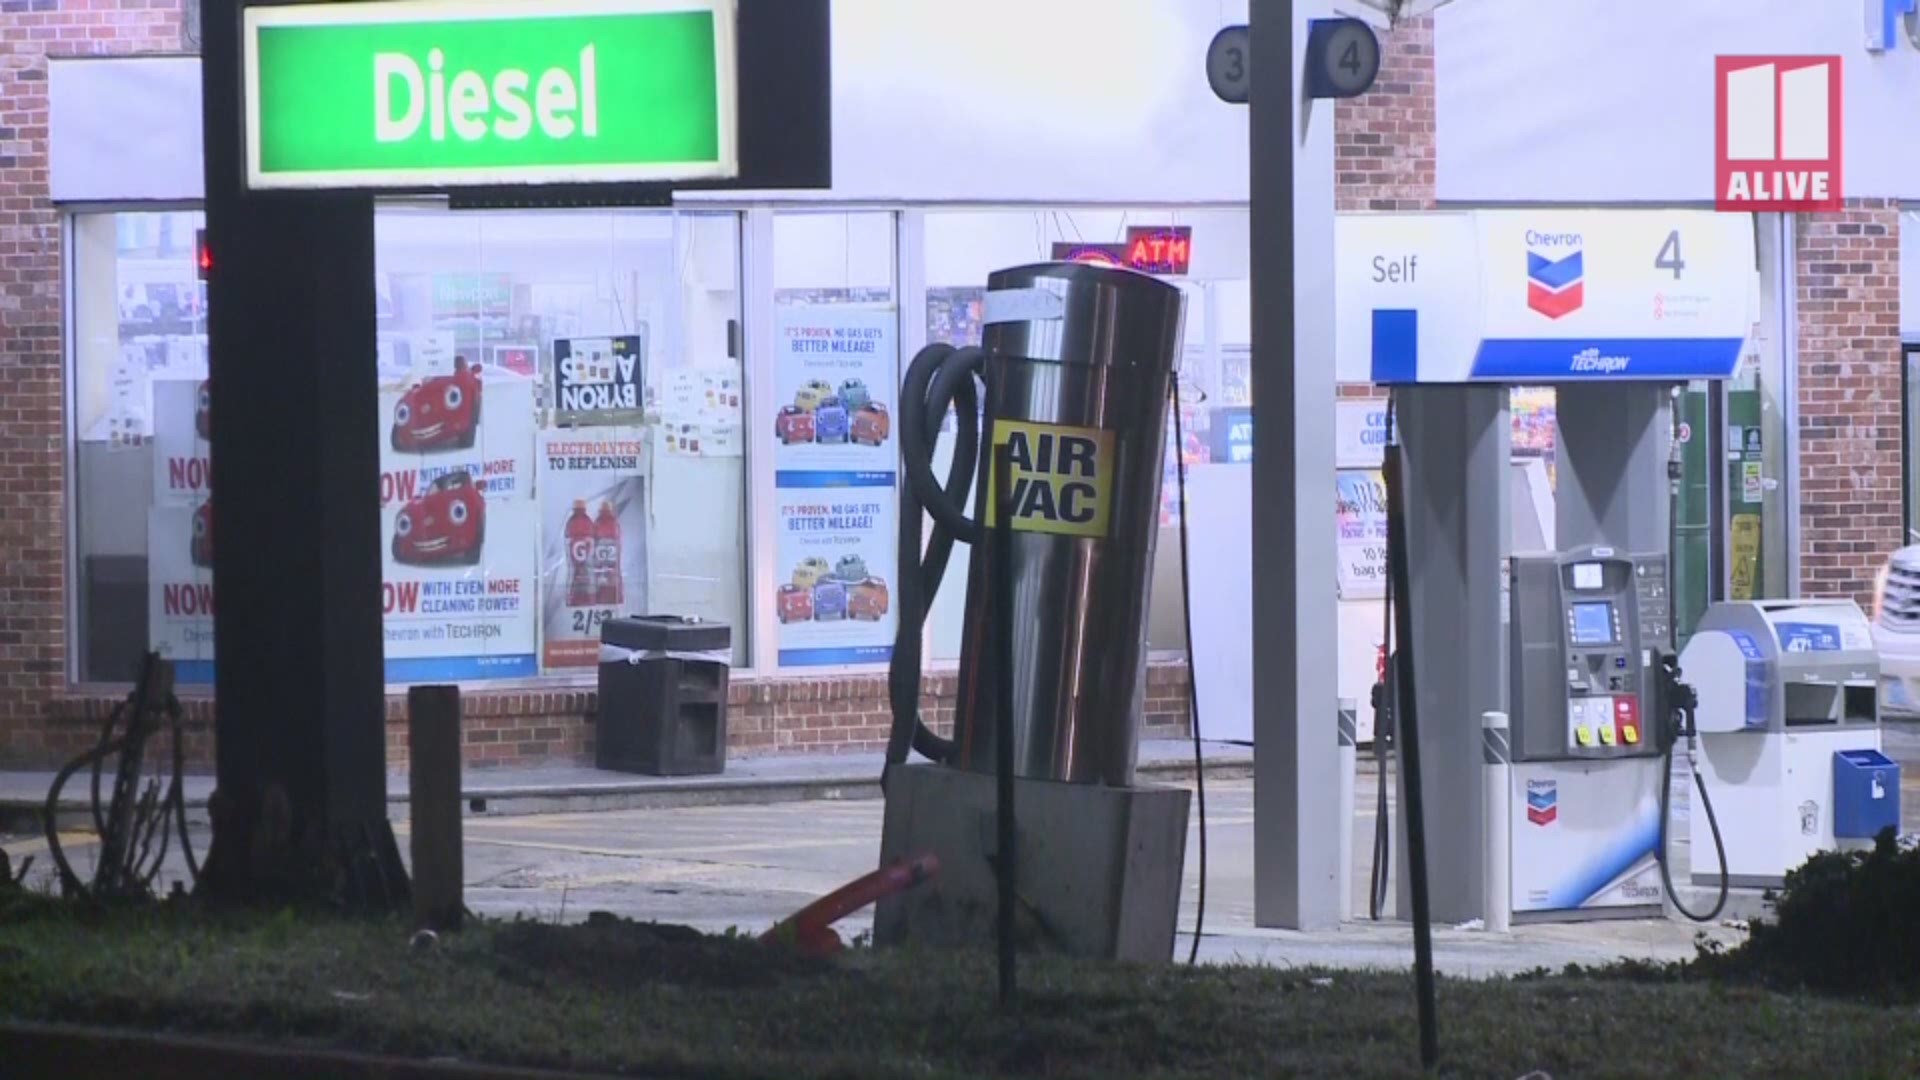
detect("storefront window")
(71, 210), (208, 683)
(919, 207), (1246, 660)
(70, 206), (747, 686)
(768, 212), (900, 668)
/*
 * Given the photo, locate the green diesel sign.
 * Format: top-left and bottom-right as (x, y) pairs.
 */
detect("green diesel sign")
(244, 0), (737, 190)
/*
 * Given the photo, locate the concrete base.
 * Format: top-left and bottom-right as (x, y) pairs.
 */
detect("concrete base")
(874, 763), (1191, 963)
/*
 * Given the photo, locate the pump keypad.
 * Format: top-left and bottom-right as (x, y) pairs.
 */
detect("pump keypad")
(1512, 549), (1665, 763)
(1554, 557), (1657, 760)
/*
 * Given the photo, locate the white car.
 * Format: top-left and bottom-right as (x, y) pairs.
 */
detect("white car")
(1872, 545), (1920, 716)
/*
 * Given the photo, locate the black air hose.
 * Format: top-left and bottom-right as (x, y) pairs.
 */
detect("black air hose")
(887, 344), (988, 772)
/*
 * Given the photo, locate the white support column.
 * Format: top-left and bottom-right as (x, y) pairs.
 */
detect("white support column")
(742, 208), (780, 675)
(1250, 0), (1342, 930)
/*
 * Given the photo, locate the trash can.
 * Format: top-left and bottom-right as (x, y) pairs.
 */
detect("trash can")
(597, 616), (731, 776)
(1832, 749), (1901, 842)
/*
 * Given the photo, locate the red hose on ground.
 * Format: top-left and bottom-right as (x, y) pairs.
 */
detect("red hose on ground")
(762, 853), (940, 956)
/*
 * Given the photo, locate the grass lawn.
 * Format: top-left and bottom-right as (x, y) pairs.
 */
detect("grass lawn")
(2, 897), (1918, 1079)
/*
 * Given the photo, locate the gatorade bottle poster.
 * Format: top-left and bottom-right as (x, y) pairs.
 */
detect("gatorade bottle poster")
(378, 361), (536, 510)
(773, 478), (896, 667)
(537, 429), (650, 673)
(381, 496), (539, 682)
(146, 503), (215, 685)
(150, 378), (212, 506)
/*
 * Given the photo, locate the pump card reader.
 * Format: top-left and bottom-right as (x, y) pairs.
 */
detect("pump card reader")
(1510, 549), (1666, 763)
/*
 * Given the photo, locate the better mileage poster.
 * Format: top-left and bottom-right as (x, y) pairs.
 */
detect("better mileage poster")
(774, 476), (896, 667)
(770, 306), (899, 667)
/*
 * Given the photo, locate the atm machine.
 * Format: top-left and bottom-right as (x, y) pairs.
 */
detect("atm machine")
(1681, 600), (1896, 886)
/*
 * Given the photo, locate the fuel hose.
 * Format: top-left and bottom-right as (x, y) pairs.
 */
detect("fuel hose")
(886, 343), (988, 773)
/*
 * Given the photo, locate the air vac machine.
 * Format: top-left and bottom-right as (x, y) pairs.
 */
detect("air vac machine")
(872, 262), (1194, 962)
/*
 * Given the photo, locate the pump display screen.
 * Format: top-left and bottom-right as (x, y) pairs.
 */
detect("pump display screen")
(1570, 602), (1616, 645)
(1571, 563), (1604, 591)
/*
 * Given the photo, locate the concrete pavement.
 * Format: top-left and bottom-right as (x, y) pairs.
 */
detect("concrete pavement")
(10, 725), (1920, 977)
(3, 774), (1752, 978)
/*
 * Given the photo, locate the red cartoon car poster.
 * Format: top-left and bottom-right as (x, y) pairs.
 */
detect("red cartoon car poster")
(381, 495), (539, 682)
(378, 362), (536, 512)
(379, 358), (537, 681)
(147, 504), (215, 685)
(150, 378), (212, 507)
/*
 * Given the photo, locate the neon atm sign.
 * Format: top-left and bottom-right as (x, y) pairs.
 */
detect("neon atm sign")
(1050, 226), (1193, 276)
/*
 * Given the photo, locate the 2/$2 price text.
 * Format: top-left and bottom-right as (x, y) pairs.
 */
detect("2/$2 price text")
(374, 46), (600, 144)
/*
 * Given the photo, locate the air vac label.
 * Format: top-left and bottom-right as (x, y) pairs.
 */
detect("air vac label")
(983, 421), (1114, 539)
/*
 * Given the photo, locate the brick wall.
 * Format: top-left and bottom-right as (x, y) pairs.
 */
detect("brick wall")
(39, 660), (1193, 771)
(1795, 202), (1905, 606)
(1335, 16), (1434, 215)
(0, 0), (188, 765)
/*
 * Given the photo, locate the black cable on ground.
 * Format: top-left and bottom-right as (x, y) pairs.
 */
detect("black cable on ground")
(886, 344), (984, 776)
(43, 655), (198, 901)
(1382, 388), (1440, 1070)
(1171, 390), (1207, 965)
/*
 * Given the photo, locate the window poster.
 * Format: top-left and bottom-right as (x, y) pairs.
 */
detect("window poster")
(151, 378), (211, 506)
(925, 287), (984, 349)
(537, 429), (649, 673)
(552, 333), (647, 427)
(378, 331), (458, 385)
(773, 477), (896, 667)
(1336, 469), (1389, 600)
(382, 495), (540, 682)
(378, 362), (536, 510)
(659, 367), (744, 459)
(147, 503), (215, 685)
(769, 306), (899, 667)
(771, 307), (896, 474)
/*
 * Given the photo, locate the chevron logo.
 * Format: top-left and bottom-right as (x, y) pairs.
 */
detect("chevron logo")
(1526, 248), (1584, 320)
(1525, 779), (1559, 827)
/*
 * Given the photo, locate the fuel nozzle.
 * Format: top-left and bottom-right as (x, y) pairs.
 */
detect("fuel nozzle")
(1369, 653), (1396, 751)
(1653, 652), (1698, 754)
(1667, 387), (1685, 492)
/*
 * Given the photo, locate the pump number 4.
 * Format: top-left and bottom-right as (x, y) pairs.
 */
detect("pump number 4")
(1655, 229), (1686, 280)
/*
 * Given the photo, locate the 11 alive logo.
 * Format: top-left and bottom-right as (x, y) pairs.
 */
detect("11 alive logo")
(1715, 54), (1843, 212)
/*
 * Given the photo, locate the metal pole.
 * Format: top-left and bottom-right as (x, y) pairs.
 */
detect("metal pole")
(994, 441), (1017, 1007)
(1249, 0), (1341, 932)
(1338, 700), (1358, 921)
(1481, 711), (1511, 935)
(1385, 426), (1441, 1069)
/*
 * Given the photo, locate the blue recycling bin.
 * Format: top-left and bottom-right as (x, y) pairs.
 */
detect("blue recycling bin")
(1832, 749), (1901, 840)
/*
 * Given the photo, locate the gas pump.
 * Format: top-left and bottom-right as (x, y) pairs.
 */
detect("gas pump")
(1504, 547), (1675, 917)
(873, 262), (1194, 962)
(1348, 210), (1760, 927)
